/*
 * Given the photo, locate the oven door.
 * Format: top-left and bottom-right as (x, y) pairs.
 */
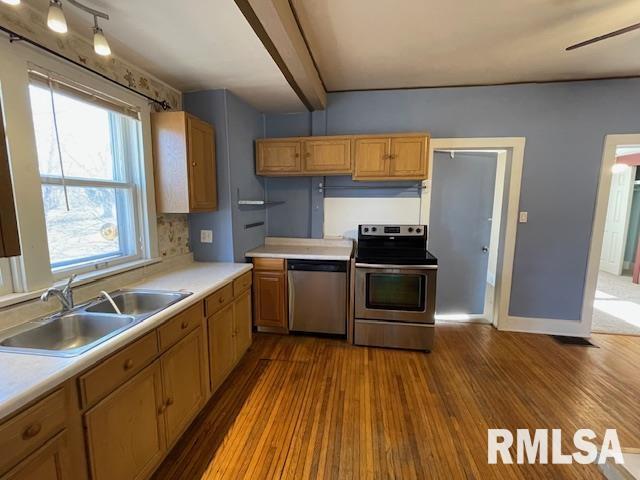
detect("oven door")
(355, 264), (436, 324)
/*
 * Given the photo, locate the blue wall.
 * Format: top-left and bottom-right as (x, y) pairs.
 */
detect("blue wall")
(265, 79), (640, 321)
(185, 90), (266, 262)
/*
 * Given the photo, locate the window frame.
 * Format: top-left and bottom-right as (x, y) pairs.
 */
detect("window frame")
(0, 40), (160, 295)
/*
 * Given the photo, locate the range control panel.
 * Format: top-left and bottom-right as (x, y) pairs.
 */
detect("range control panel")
(359, 225), (426, 236)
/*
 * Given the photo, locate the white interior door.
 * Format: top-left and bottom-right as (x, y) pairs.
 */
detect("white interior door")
(600, 166), (635, 275)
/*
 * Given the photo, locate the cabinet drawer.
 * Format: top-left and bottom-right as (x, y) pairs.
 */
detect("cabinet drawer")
(233, 271), (253, 296)
(252, 257), (285, 271)
(0, 388), (66, 474)
(205, 284), (233, 317)
(157, 302), (202, 350)
(79, 332), (158, 408)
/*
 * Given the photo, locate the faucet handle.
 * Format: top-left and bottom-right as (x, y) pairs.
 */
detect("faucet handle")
(63, 274), (76, 292)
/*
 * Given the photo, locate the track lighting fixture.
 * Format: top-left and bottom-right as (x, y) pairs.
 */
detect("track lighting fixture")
(45, 0), (112, 57)
(47, 0), (68, 34)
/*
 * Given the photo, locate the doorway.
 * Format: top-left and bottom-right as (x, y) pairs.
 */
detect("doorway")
(591, 144), (640, 335)
(428, 149), (508, 324)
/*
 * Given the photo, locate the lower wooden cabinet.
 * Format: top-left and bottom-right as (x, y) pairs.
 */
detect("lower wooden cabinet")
(1, 432), (69, 480)
(234, 290), (252, 355)
(84, 362), (166, 480)
(207, 304), (236, 393)
(253, 269), (288, 333)
(207, 289), (253, 393)
(160, 329), (206, 446)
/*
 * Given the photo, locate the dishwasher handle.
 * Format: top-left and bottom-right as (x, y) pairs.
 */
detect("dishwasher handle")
(287, 259), (347, 272)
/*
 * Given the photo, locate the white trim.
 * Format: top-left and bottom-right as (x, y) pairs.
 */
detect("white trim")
(583, 134), (640, 336)
(429, 138), (529, 333)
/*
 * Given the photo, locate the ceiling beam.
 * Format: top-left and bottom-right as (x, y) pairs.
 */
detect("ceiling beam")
(234, 0), (326, 111)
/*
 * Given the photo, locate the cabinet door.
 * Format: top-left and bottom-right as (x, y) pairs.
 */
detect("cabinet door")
(233, 290), (252, 361)
(256, 140), (302, 174)
(389, 136), (428, 179)
(1, 432), (68, 480)
(353, 137), (390, 179)
(302, 138), (352, 174)
(84, 362), (166, 480)
(187, 115), (217, 211)
(207, 304), (236, 393)
(161, 328), (206, 447)
(253, 271), (287, 331)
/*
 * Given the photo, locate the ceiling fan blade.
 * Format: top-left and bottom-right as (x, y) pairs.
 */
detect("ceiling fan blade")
(566, 21), (640, 50)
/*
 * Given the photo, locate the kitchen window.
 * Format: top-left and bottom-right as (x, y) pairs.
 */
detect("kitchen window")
(28, 72), (144, 277)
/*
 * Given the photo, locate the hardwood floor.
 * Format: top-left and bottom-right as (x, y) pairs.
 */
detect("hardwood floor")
(152, 324), (640, 479)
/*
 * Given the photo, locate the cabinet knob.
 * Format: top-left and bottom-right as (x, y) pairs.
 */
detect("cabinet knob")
(181, 320), (189, 330)
(219, 297), (224, 303)
(294, 153), (300, 158)
(192, 162), (197, 167)
(158, 403), (166, 415)
(22, 423), (41, 440)
(123, 359), (134, 371)
(166, 397), (174, 407)
(305, 152), (311, 158)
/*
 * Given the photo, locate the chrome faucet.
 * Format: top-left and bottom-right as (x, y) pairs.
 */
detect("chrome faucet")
(41, 275), (76, 313)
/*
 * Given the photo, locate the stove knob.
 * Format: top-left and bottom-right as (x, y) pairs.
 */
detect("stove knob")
(416, 228), (422, 234)
(371, 227), (377, 232)
(364, 227), (369, 233)
(408, 227), (414, 233)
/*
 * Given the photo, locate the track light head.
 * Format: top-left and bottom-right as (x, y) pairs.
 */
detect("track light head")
(93, 24), (111, 56)
(47, 0), (68, 34)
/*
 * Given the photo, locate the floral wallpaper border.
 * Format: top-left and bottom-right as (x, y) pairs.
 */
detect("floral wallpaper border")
(0, 1), (181, 111)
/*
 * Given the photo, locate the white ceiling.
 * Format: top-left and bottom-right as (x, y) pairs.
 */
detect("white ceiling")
(25, 0), (304, 112)
(291, 0), (640, 91)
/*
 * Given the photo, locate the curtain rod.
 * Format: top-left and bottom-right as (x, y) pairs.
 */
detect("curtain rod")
(0, 26), (172, 110)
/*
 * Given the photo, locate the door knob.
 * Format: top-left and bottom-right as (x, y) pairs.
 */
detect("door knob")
(482, 246), (489, 253)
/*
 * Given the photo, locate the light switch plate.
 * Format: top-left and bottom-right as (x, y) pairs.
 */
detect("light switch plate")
(200, 230), (213, 243)
(519, 211), (528, 223)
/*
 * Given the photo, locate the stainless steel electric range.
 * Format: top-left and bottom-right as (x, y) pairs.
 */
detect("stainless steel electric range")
(354, 224), (437, 351)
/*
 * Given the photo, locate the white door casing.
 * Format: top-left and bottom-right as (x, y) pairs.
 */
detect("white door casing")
(600, 166), (635, 275)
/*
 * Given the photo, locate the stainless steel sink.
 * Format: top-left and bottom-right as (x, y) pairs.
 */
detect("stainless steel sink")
(0, 289), (192, 357)
(0, 313), (138, 357)
(84, 289), (190, 317)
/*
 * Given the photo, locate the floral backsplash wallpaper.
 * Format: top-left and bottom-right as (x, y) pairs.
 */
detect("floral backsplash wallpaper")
(157, 214), (190, 258)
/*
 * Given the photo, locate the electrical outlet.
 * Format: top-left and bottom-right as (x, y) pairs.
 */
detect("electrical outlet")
(200, 230), (213, 243)
(519, 211), (528, 223)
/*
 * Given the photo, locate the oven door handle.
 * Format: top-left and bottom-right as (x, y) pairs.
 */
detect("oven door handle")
(355, 263), (438, 270)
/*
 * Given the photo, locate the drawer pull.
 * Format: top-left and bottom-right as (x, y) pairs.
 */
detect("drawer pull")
(123, 359), (134, 371)
(22, 423), (41, 440)
(218, 297), (225, 304)
(166, 397), (174, 407)
(180, 320), (189, 330)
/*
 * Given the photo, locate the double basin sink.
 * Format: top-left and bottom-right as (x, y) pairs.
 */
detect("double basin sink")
(0, 289), (191, 357)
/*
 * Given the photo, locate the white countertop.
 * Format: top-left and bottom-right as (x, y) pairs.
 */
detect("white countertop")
(0, 261), (252, 419)
(245, 237), (353, 261)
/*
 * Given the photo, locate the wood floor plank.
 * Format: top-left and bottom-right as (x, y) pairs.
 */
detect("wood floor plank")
(153, 324), (640, 479)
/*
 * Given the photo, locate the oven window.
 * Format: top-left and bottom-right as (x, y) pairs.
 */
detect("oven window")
(366, 273), (425, 311)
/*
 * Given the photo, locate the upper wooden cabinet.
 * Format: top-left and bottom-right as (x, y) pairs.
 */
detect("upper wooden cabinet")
(353, 134), (428, 181)
(151, 111), (217, 213)
(302, 137), (352, 174)
(257, 140), (302, 175)
(255, 133), (429, 180)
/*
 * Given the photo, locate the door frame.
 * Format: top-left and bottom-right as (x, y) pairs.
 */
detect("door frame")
(584, 134), (640, 335)
(427, 138), (525, 331)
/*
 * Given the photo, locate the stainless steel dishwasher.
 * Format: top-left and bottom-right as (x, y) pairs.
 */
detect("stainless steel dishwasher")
(288, 259), (347, 335)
